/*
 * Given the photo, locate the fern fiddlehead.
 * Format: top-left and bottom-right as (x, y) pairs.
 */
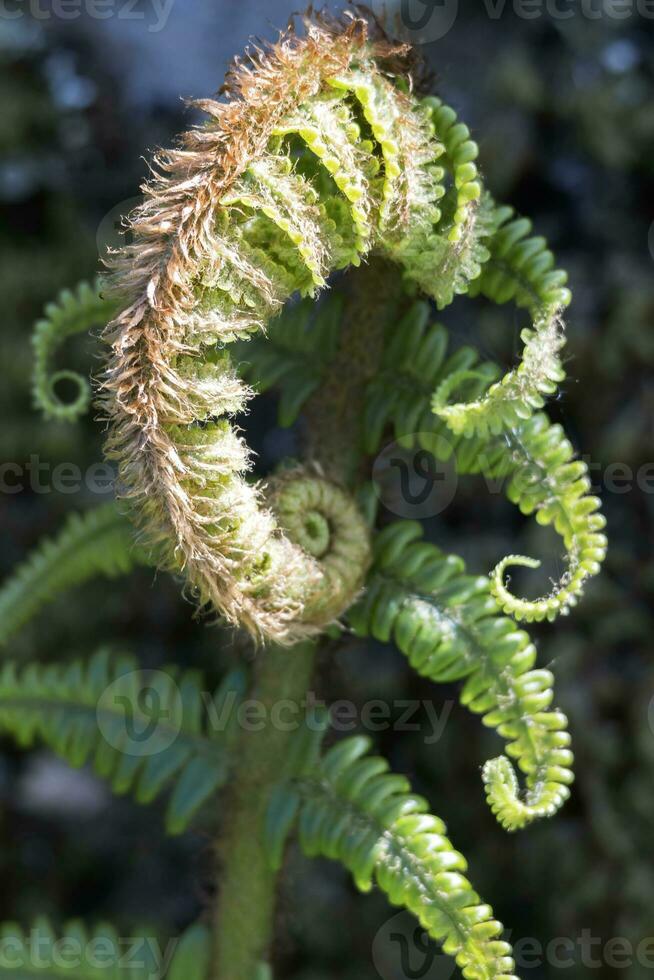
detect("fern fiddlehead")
(32, 279), (117, 422)
(348, 521), (573, 830)
(103, 15), (560, 646)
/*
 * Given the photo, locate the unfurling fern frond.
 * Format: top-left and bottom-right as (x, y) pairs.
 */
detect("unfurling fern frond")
(0, 504), (146, 647)
(100, 15), (532, 645)
(32, 279), (117, 422)
(0, 650), (244, 833)
(469, 413), (608, 622)
(432, 307), (566, 438)
(0, 918), (210, 979)
(362, 300), (500, 456)
(348, 522), (574, 830)
(432, 203), (571, 439)
(17, 14), (607, 979)
(295, 736), (518, 979)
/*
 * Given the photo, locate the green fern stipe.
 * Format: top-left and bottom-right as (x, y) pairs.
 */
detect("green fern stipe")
(348, 522), (574, 830)
(0, 504), (146, 646)
(296, 736), (518, 979)
(0, 651), (244, 833)
(0, 918), (210, 979)
(32, 279), (118, 422)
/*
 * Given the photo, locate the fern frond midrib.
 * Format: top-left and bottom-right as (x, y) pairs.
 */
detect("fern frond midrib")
(482, 253), (543, 311)
(500, 426), (578, 543)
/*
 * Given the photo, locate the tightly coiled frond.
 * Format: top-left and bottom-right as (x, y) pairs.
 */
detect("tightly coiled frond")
(0, 504), (145, 647)
(295, 736), (519, 979)
(349, 522), (573, 830)
(0, 650), (242, 834)
(101, 14), (516, 644)
(32, 279), (116, 422)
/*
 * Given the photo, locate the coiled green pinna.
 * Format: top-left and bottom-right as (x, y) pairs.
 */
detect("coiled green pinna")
(16, 11), (608, 980)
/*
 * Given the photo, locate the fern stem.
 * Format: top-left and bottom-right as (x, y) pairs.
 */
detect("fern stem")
(213, 640), (317, 980)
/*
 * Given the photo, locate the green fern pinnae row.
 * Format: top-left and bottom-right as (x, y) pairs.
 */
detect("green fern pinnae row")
(355, 300), (605, 621)
(421, 96), (482, 243)
(294, 736), (518, 979)
(32, 279), (117, 422)
(481, 414), (608, 622)
(432, 308), (566, 438)
(235, 293), (344, 427)
(362, 300), (500, 455)
(348, 522), (574, 831)
(0, 919), (210, 979)
(0, 650), (244, 834)
(0, 504), (146, 647)
(469, 205), (572, 312)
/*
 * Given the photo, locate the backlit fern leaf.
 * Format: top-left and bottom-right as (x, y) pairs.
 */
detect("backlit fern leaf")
(464, 413), (608, 622)
(296, 736), (518, 979)
(362, 300), (500, 456)
(432, 205), (572, 439)
(348, 522), (574, 830)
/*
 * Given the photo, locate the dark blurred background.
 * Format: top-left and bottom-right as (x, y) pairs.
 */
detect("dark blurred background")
(1, 1), (653, 977)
